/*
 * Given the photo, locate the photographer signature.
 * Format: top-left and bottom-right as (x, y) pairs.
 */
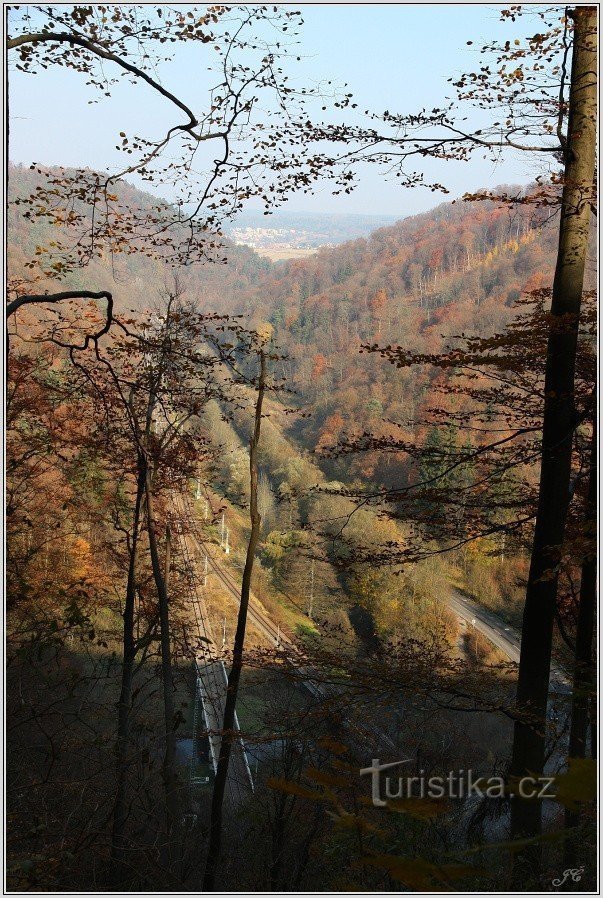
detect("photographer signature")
(552, 867), (585, 888)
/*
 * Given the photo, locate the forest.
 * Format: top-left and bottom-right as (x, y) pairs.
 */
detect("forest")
(5, 4), (597, 894)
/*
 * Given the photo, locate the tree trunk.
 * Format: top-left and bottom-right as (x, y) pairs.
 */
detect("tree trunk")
(510, 5), (597, 877)
(203, 350), (266, 892)
(564, 415), (596, 867)
(145, 469), (179, 833)
(110, 457), (146, 881)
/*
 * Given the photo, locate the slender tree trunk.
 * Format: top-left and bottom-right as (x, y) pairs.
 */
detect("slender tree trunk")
(270, 790), (289, 890)
(111, 457), (146, 879)
(510, 5), (596, 877)
(564, 415), (596, 867)
(145, 469), (179, 831)
(203, 350), (266, 892)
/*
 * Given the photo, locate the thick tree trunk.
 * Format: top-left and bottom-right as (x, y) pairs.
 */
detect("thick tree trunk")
(564, 416), (596, 866)
(510, 5), (597, 877)
(145, 470), (179, 831)
(110, 457), (146, 880)
(203, 350), (266, 892)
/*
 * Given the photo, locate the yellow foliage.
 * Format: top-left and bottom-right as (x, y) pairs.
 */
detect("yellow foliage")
(256, 321), (274, 343)
(70, 536), (92, 581)
(552, 758), (596, 810)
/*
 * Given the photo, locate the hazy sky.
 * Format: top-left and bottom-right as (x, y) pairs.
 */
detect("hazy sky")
(8, 4), (551, 217)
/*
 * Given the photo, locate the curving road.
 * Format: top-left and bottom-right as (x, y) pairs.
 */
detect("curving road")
(446, 587), (569, 691)
(447, 589), (522, 663)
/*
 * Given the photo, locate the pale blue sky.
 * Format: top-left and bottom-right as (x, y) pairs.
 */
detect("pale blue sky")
(8, 4), (552, 216)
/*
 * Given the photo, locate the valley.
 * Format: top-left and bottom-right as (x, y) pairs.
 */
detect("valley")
(6, 61), (596, 890)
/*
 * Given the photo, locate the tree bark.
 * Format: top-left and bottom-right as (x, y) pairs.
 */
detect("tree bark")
(203, 349), (266, 892)
(510, 5), (597, 877)
(564, 415), (596, 867)
(145, 469), (179, 831)
(110, 457), (146, 879)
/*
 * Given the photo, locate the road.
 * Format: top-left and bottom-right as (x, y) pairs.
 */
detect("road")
(448, 589), (522, 663)
(447, 587), (569, 690)
(177, 490), (569, 771)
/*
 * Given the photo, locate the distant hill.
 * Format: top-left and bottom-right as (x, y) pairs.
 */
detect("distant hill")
(7, 162), (271, 313)
(9, 162), (588, 488)
(225, 193), (581, 474)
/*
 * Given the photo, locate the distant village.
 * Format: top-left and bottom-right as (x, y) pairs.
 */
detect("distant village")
(229, 225), (333, 251)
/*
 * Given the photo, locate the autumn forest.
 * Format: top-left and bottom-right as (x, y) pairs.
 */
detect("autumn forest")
(5, 4), (598, 894)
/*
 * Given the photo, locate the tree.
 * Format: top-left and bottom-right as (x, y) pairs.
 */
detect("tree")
(564, 415), (596, 868)
(203, 344), (267, 891)
(6, 6), (359, 888)
(508, 8), (596, 869)
(352, 287), (595, 567)
(305, 7), (596, 874)
(6, 5), (348, 337)
(55, 286), (260, 883)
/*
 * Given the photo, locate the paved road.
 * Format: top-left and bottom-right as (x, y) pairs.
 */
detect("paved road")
(178, 489), (570, 771)
(446, 586), (572, 789)
(448, 589), (522, 663)
(447, 587), (569, 690)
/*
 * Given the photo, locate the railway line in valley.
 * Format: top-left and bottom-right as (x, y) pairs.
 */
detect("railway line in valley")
(172, 488), (569, 781)
(171, 498), (254, 805)
(172, 491), (395, 749)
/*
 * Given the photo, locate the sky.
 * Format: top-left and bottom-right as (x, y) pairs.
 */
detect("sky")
(8, 4), (552, 218)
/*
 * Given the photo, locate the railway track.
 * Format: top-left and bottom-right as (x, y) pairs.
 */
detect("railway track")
(171, 505), (254, 805)
(175, 491), (395, 747)
(174, 488), (571, 797)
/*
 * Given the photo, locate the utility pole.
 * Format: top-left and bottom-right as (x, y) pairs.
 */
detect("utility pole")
(220, 512), (225, 548)
(222, 617), (227, 651)
(224, 528), (230, 555)
(195, 477), (201, 500)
